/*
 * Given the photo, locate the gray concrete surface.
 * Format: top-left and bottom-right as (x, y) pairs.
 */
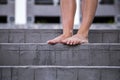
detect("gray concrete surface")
(0, 43), (120, 66)
(0, 27), (120, 43)
(0, 67), (120, 80)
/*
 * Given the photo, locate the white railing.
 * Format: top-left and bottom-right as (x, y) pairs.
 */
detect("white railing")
(15, 0), (27, 25)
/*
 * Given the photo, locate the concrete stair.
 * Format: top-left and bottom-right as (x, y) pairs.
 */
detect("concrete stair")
(0, 29), (120, 43)
(0, 25), (120, 80)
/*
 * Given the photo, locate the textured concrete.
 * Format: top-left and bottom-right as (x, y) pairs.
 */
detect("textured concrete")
(90, 51), (110, 66)
(78, 69), (100, 80)
(0, 69), (1, 80)
(56, 69), (77, 80)
(0, 67), (120, 80)
(9, 32), (24, 43)
(102, 32), (119, 43)
(0, 32), (9, 43)
(0, 50), (19, 65)
(25, 33), (41, 43)
(1, 68), (11, 80)
(35, 68), (56, 80)
(110, 51), (120, 66)
(89, 32), (102, 43)
(0, 29), (120, 43)
(18, 69), (34, 80)
(0, 43), (120, 66)
(101, 69), (120, 80)
(20, 51), (36, 65)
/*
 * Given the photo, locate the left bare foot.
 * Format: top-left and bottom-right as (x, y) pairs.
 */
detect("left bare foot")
(61, 34), (88, 45)
(47, 34), (72, 44)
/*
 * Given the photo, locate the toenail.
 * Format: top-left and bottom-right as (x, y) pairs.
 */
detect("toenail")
(67, 42), (69, 44)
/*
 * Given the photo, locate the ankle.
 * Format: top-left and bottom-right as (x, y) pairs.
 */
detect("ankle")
(63, 31), (73, 37)
(77, 31), (88, 38)
(62, 33), (72, 37)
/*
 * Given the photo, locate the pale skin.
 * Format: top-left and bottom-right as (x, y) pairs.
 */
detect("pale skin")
(47, 0), (98, 45)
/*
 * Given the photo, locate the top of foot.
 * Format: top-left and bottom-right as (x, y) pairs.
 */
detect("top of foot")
(47, 34), (72, 44)
(61, 34), (88, 45)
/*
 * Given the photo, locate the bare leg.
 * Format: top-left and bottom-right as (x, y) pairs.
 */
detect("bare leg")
(47, 0), (76, 44)
(62, 0), (98, 45)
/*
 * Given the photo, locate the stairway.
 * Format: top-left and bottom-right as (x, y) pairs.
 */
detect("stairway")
(0, 24), (120, 80)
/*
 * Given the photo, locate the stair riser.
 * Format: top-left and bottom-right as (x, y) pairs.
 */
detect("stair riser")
(0, 68), (120, 80)
(0, 44), (120, 66)
(0, 29), (120, 43)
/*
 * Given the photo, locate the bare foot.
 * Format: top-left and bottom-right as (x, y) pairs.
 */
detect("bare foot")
(47, 34), (72, 44)
(62, 34), (88, 45)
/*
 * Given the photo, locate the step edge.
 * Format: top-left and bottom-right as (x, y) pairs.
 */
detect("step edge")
(0, 66), (120, 69)
(0, 43), (120, 45)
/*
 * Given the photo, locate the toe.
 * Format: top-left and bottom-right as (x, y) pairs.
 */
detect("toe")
(47, 40), (52, 44)
(68, 39), (73, 45)
(69, 40), (72, 45)
(66, 40), (71, 45)
(47, 40), (56, 44)
(66, 41), (69, 45)
(70, 40), (75, 45)
(70, 42), (73, 45)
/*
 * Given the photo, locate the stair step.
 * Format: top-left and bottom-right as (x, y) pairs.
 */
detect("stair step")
(0, 29), (120, 43)
(0, 66), (120, 80)
(0, 43), (120, 66)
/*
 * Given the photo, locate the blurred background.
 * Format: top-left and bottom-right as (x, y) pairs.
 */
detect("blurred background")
(0, 0), (120, 25)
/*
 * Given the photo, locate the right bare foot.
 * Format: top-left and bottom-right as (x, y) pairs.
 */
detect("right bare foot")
(47, 34), (72, 44)
(61, 33), (88, 45)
